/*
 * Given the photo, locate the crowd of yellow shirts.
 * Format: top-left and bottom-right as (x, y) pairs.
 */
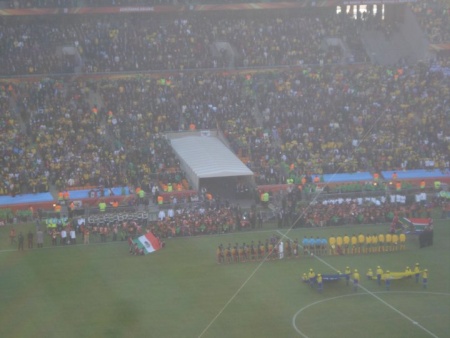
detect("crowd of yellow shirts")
(328, 232), (406, 255)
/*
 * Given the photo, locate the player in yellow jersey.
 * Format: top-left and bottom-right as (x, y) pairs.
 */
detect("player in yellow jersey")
(378, 233), (385, 252)
(336, 235), (343, 255)
(372, 234), (378, 253)
(358, 233), (365, 254)
(343, 234), (350, 255)
(366, 233), (372, 254)
(392, 233), (399, 251)
(399, 232), (406, 250)
(328, 235), (336, 255)
(385, 232), (392, 252)
(351, 234), (358, 255)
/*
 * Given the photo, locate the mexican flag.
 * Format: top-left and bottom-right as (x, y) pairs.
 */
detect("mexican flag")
(133, 232), (162, 254)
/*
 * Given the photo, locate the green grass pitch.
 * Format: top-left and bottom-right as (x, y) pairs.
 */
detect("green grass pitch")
(0, 219), (449, 338)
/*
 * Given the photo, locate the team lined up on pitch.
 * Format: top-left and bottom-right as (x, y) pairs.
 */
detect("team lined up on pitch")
(216, 232), (407, 263)
(325, 232), (406, 255)
(302, 262), (429, 293)
(217, 235), (299, 263)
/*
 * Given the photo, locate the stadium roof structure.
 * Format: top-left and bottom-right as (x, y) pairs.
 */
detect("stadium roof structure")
(169, 134), (254, 193)
(170, 135), (253, 181)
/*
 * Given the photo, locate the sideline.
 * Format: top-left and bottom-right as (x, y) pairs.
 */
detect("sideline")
(276, 230), (441, 338)
(291, 291), (450, 338)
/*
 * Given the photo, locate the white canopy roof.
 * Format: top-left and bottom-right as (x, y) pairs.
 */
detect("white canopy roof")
(170, 136), (253, 178)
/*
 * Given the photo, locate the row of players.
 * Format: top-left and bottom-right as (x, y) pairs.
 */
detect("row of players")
(216, 232), (407, 263)
(217, 238), (299, 264)
(317, 232), (407, 256)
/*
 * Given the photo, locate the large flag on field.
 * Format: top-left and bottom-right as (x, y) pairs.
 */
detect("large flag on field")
(133, 232), (162, 254)
(400, 218), (432, 234)
(381, 270), (417, 281)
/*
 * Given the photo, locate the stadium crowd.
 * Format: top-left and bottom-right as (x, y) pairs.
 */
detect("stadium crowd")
(5, 0), (224, 8)
(411, 0), (450, 44)
(2, 62), (449, 196)
(5, 78), (193, 194)
(255, 64), (449, 179)
(0, 9), (368, 76)
(296, 200), (433, 228)
(0, 2), (449, 198)
(4, 67), (449, 191)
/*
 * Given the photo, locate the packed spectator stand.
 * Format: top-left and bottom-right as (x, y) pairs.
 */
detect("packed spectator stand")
(411, 0), (450, 45)
(4, 0), (299, 8)
(5, 0), (172, 8)
(0, 8), (368, 76)
(0, 1), (449, 231)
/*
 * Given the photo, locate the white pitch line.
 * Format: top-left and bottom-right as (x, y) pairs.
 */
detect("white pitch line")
(198, 257), (270, 338)
(292, 291), (450, 338)
(198, 228), (314, 337)
(276, 230), (440, 338)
